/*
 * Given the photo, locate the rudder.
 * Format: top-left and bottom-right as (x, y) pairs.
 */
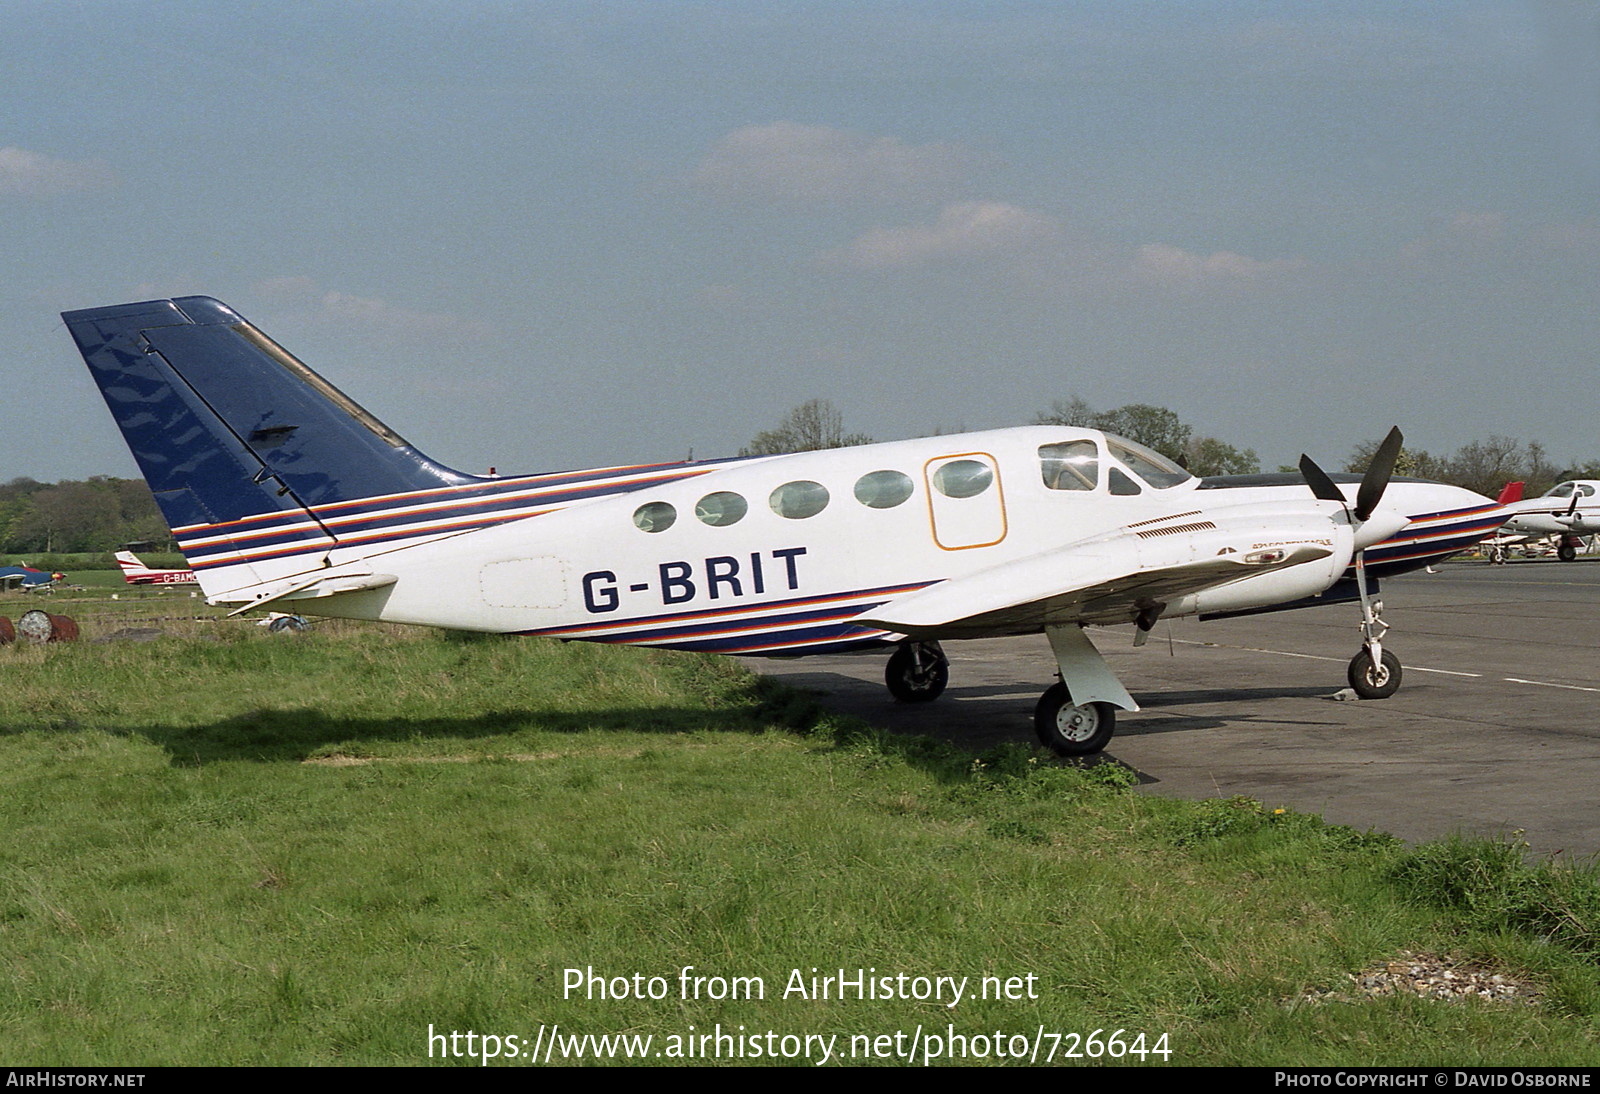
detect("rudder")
(63, 296), (479, 595)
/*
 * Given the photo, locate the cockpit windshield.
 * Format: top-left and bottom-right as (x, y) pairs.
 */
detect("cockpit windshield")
(1105, 435), (1192, 489)
(1546, 482), (1595, 499)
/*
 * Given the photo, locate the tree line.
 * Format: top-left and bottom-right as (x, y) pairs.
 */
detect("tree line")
(740, 398), (1598, 498)
(1340, 435), (1600, 499)
(0, 476), (175, 556)
(12, 407), (1597, 558)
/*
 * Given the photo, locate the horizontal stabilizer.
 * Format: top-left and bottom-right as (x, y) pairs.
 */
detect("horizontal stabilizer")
(224, 570), (398, 616)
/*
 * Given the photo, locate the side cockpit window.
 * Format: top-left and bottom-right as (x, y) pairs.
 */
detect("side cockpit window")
(1039, 441), (1098, 491)
(1105, 437), (1192, 490)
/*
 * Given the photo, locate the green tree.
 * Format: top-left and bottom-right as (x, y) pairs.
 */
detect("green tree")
(0, 476), (174, 555)
(1183, 436), (1259, 476)
(1036, 397), (1255, 471)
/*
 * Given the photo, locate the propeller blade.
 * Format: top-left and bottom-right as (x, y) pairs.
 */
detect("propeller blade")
(1355, 426), (1404, 522)
(1299, 454), (1345, 504)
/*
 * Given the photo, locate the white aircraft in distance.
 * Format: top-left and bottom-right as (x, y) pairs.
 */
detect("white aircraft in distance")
(114, 549), (199, 585)
(1495, 481), (1600, 562)
(63, 297), (1509, 755)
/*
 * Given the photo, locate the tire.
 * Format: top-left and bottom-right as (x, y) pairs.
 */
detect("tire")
(885, 644), (949, 703)
(1347, 648), (1402, 699)
(1033, 682), (1115, 755)
(268, 615), (310, 634)
(1558, 544), (1578, 562)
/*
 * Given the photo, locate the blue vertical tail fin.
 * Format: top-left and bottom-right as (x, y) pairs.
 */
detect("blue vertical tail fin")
(62, 296), (480, 594)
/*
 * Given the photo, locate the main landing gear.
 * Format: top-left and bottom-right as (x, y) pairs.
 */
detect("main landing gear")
(1033, 682), (1115, 756)
(885, 641), (949, 703)
(882, 631), (1133, 757)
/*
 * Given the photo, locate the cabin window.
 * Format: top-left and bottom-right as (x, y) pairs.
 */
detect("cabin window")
(1108, 467), (1142, 496)
(931, 459), (993, 499)
(770, 480), (830, 519)
(1548, 483), (1575, 498)
(632, 501), (677, 533)
(695, 491), (748, 527)
(854, 469), (914, 509)
(1039, 441), (1098, 491)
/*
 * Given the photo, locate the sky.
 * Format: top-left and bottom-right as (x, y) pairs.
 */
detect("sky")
(5, 1), (1598, 482)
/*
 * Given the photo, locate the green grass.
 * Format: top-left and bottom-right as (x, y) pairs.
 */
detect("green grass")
(1, 621), (1597, 1066)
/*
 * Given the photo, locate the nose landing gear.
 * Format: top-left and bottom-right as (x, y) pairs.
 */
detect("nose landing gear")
(1347, 552), (1402, 699)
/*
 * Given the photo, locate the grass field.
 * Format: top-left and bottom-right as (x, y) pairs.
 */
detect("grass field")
(2, 593), (1598, 1066)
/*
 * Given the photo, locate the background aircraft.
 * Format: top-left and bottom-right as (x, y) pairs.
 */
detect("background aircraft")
(1496, 481), (1598, 561)
(64, 297), (1507, 755)
(0, 565), (63, 591)
(114, 549), (199, 585)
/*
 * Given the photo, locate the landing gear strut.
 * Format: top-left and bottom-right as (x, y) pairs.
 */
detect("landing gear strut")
(1347, 552), (1402, 699)
(885, 641), (949, 703)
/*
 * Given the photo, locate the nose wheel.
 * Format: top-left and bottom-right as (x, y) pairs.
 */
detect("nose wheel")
(1347, 647), (1402, 699)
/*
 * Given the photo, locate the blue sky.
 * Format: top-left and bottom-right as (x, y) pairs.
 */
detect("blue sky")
(6, 1), (1597, 481)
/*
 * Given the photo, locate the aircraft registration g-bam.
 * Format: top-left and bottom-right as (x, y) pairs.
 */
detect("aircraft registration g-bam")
(63, 297), (1509, 755)
(114, 550), (198, 585)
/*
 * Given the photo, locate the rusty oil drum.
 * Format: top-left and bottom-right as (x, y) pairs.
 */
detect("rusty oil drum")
(16, 610), (78, 642)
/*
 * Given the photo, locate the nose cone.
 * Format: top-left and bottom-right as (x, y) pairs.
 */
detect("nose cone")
(1352, 509), (1410, 550)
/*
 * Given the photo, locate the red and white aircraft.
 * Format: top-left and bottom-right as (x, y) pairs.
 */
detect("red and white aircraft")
(114, 550), (198, 585)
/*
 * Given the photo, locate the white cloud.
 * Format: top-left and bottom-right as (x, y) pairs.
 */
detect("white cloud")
(254, 278), (491, 340)
(1130, 242), (1308, 285)
(1396, 210), (1510, 266)
(693, 122), (974, 203)
(0, 147), (115, 197)
(827, 201), (1061, 268)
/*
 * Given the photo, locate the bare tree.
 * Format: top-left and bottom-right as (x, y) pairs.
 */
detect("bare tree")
(740, 399), (873, 457)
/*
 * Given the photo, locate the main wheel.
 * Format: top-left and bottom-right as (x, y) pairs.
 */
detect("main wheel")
(1033, 682), (1115, 755)
(1347, 648), (1401, 699)
(885, 644), (949, 703)
(1558, 543), (1578, 562)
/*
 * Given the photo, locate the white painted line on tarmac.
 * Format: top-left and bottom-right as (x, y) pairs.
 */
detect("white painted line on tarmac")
(1503, 678), (1600, 693)
(1151, 633), (1483, 676)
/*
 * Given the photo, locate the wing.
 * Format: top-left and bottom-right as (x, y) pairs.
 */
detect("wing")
(856, 520), (1335, 640)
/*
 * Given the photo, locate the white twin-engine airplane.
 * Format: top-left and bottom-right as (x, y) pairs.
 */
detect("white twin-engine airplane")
(1497, 481), (1600, 561)
(63, 297), (1508, 755)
